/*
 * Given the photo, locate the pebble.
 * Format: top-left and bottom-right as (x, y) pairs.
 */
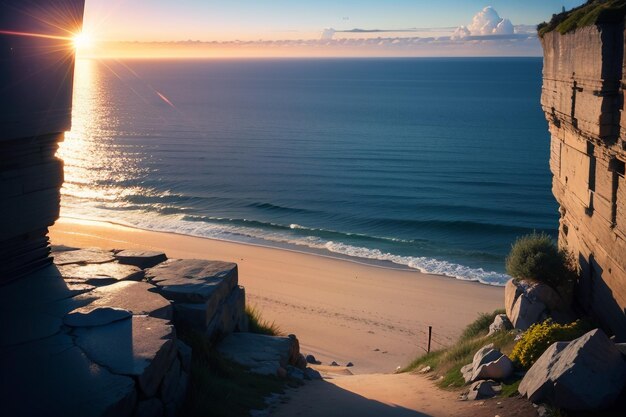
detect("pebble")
(330, 361), (339, 366)
(346, 362), (354, 367)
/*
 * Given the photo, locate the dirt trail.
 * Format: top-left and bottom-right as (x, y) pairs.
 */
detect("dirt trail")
(272, 372), (537, 417)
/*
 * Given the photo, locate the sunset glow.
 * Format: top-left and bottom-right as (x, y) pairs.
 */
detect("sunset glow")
(73, 32), (93, 50)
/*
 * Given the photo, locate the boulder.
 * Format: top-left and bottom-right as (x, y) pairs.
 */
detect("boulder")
(58, 262), (144, 286)
(64, 306), (132, 327)
(471, 344), (502, 371)
(466, 380), (501, 401)
(53, 248), (115, 266)
(488, 314), (513, 335)
(115, 250), (167, 269)
(463, 344), (513, 382)
(461, 363), (474, 383)
(216, 332), (301, 376)
(519, 329), (626, 410)
(305, 354), (319, 364)
(505, 279), (573, 330)
(472, 354), (513, 382)
(304, 367), (323, 380)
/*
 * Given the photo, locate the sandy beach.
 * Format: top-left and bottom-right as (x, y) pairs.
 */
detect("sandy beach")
(50, 217), (504, 373)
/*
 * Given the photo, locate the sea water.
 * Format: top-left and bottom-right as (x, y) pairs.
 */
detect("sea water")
(59, 57), (557, 285)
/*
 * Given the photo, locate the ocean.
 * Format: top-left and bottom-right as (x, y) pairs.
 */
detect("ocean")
(59, 57), (557, 285)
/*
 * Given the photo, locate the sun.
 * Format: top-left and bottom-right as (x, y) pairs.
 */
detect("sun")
(72, 32), (93, 50)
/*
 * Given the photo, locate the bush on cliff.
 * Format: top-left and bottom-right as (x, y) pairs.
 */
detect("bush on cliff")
(510, 319), (591, 369)
(538, 0), (626, 37)
(506, 233), (577, 291)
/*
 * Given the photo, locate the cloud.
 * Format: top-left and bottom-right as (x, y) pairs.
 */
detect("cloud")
(456, 6), (515, 38)
(321, 28), (335, 40)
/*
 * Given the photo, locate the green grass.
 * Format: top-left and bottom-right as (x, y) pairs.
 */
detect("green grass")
(401, 310), (516, 389)
(501, 380), (521, 398)
(459, 309), (506, 341)
(538, 0), (626, 37)
(179, 330), (295, 417)
(246, 305), (282, 336)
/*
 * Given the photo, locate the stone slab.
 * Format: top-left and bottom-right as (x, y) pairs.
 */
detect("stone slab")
(64, 306), (132, 327)
(59, 262), (144, 286)
(54, 248), (115, 266)
(74, 315), (176, 397)
(145, 259), (238, 304)
(115, 250), (167, 269)
(71, 281), (173, 320)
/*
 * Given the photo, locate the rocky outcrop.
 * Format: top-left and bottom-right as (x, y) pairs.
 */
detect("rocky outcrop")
(519, 329), (626, 410)
(541, 23), (626, 340)
(146, 259), (249, 340)
(0, 1), (85, 282)
(216, 333), (306, 377)
(504, 279), (573, 330)
(0, 247), (194, 417)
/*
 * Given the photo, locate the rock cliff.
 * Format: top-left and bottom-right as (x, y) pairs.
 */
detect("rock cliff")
(0, 0), (85, 283)
(540, 21), (626, 339)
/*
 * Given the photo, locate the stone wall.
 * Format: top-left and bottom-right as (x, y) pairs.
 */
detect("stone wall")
(541, 23), (626, 340)
(0, 0), (85, 283)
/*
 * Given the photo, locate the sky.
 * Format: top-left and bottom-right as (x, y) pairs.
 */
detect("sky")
(80, 0), (588, 57)
(85, 0), (586, 41)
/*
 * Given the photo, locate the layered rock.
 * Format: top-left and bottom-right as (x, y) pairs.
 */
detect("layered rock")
(0, 247), (188, 417)
(541, 24), (626, 340)
(145, 259), (249, 339)
(0, 0), (85, 283)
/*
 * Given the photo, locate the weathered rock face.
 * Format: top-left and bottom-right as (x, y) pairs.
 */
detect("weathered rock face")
(541, 25), (626, 340)
(0, 0), (85, 283)
(216, 333), (304, 377)
(504, 279), (573, 330)
(519, 329), (626, 410)
(0, 247), (186, 417)
(146, 259), (248, 339)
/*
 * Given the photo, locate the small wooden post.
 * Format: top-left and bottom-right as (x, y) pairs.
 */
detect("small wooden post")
(427, 326), (432, 353)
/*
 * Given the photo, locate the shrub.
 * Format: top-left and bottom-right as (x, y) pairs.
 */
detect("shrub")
(505, 232), (577, 290)
(510, 319), (591, 369)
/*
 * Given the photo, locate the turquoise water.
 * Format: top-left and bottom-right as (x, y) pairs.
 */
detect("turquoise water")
(60, 57), (557, 285)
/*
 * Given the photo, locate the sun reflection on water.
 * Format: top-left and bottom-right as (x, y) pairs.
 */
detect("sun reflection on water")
(58, 59), (151, 219)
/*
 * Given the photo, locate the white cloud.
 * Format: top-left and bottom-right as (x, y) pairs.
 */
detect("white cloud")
(451, 25), (471, 40)
(462, 6), (515, 37)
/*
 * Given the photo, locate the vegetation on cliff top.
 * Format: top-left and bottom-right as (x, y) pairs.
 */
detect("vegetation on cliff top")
(505, 232), (577, 291)
(538, 0), (626, 37)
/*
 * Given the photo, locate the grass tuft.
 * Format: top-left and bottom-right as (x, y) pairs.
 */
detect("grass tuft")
(246, 305), (282, 336)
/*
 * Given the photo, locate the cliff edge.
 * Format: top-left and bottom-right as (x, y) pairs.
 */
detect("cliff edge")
(540, 9), (626, 339)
